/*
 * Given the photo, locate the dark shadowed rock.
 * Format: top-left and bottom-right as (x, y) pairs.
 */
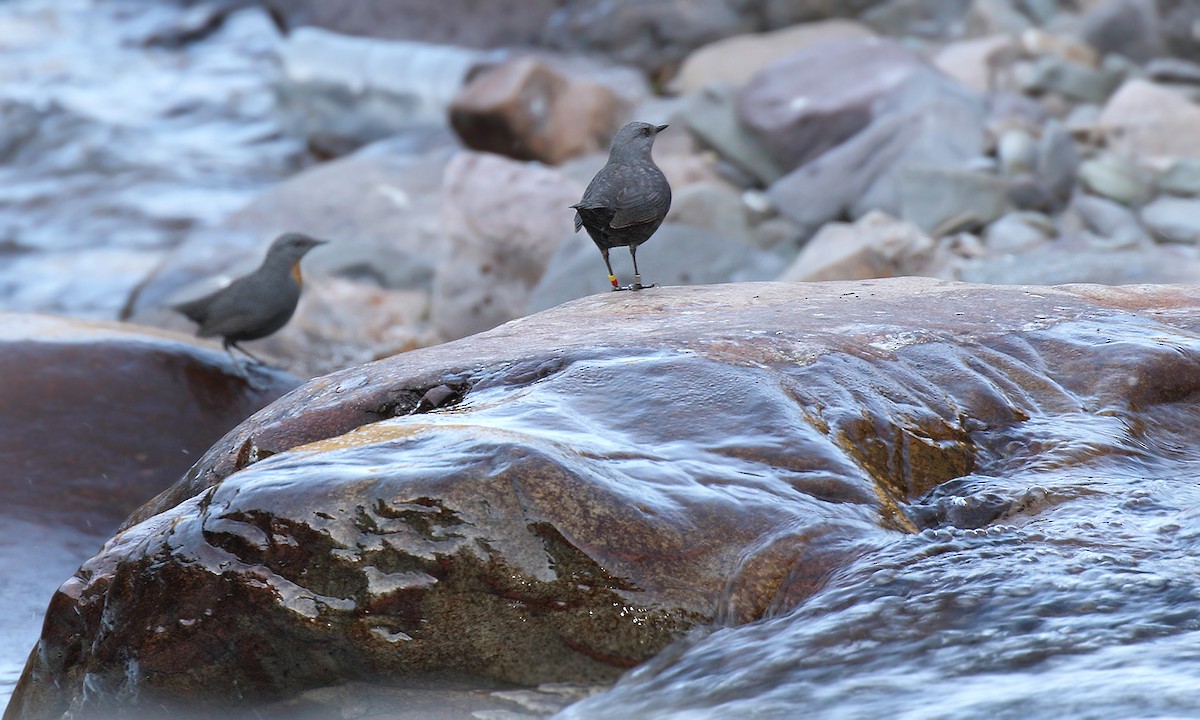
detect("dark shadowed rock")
(1082, 0), (1164, 64)
(12, 280), (1200, 718)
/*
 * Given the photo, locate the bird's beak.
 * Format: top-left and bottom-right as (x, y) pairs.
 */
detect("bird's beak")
(310, 238), (330, 247)
(655, 124), (669, 133)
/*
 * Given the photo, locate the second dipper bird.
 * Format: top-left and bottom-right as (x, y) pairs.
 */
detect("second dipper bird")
(571, 121), (672, 291)
(173, 232), (326, 367)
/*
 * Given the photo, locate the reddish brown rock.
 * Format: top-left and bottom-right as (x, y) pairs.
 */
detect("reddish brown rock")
(449, 57), (627, 165)
(12, 280), (1200, 718)
(0, 314), (300, 530)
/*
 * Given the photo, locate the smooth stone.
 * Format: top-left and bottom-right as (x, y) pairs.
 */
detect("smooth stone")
(1100, 79), (1200, 160)
(964, 0), (1031, 37)
(1036, 119), (1080, 208)
(777, 210), (944, 281)
(431, 151), (583, 341)
(679, 83), (785, 185)
(983, 211), (1053, 254)
(958, 245), (1200, 284)
(767, 71), (987, 236)
(1158, 158), (1200, 196)
(861, 0), (973, 38)
(997, 128), (1037, 176)
(1161, 0), (1200, 61)
(275, 29), (484, 155)
(1081, 0), (1164, 65)
(1140, 196), (1200, 243)
(934, 34), (1019, 93)
(669, 20), (875, 94)
(1072, 193), (1148, 247)
(265, 0), (560, 48)
(736, 36), (934, 172)
(0, 314), (300, 529)
(899, 167), (1009, 235)
(1078, 153), (1154, 206)
(665, 181), (752, 240)
(448, 56), (627, 165)
(1021, 56), (1119, 104)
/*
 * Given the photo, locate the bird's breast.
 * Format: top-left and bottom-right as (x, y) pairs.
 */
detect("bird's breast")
(291, 261), (303, 287)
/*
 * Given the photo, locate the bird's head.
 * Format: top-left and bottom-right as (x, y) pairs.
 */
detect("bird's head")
(267, 232), (329, 262)
(609, 121), (669, 158)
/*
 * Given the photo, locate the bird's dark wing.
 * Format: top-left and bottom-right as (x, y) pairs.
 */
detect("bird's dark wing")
(576, 163), (671, 230)
(186, 275), (271, 338)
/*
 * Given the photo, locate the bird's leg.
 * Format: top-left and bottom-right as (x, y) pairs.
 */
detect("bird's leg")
(628, 245), (656, 291)
(222, 339), (250, 379)
(231, 341), (267, 365)
(602, 248), (625, 292)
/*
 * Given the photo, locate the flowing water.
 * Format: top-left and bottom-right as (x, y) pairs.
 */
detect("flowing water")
(0, 0), (304, 319)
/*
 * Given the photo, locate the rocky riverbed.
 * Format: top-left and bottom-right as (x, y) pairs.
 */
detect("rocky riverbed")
(7, 0), (1200, 717)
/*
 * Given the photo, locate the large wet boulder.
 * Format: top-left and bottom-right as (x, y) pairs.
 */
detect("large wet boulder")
(0, 314), (300, 528)
(0, 314), (299, 710)
(11, 279), (1200, 718)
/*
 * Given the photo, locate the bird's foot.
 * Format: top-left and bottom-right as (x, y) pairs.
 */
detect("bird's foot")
(628, 276), (657, 291)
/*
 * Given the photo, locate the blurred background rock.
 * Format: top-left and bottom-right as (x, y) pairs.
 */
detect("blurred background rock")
(5, 0), (1200, 378)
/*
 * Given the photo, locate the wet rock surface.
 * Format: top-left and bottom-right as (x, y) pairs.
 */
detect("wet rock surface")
(0, 313), (299, 709)
(11, 279), (1200, 719)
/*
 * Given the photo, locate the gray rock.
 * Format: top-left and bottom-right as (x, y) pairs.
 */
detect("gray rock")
(1140, 196), (1200, 243)
(669, 19), (875, 94)
(1072, 193), (1148, 247)
(527, 223), (787, 313)
(959, 245), (1200, 285)
(1158, 158), (1200, 196)
(998, 128), (1037, 176)
(1078, 153), (1154, 206)
(777, 210), (947, 281)
(1099, 79), (1200, 160)
(983, 211), (1053, 254)
(680, 84), (785, 186)
(275, 29), (485, 155)
(540, 0), (891, 76)
(1036, 119), (1079, 207)
(1064, 103), (1102, 136)
(964, 0), (1031, 37)
(266, 0), (561, 48)
(1161, 0), (1200, 61)
(767, 72), (987, 235)
(861, 0), (973, 38)
(665, 182), (752, 240)
(431, 151), (584, 341)
(1021, 56), (1119, 104)
(1005, 174), (1055, 212)
(900, 167), (1009, 235)
(1081, 0), (1164, 64)
(737, 36), (929, 171)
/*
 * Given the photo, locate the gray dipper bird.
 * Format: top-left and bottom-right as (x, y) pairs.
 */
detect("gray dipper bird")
(571, 121), (672, 291)
(173, 232), (326, 366)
